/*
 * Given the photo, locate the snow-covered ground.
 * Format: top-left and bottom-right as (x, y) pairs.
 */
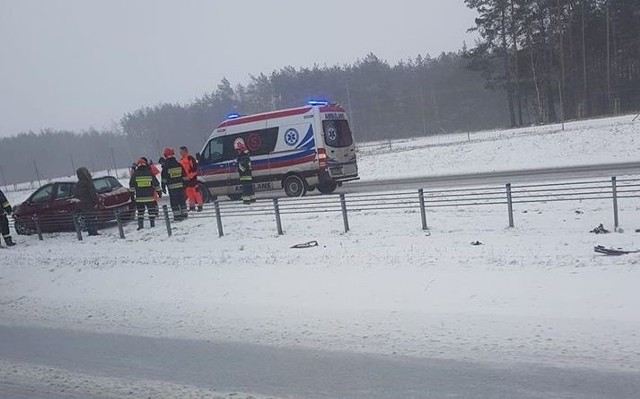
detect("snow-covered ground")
(2, 114), (640, 396)
(2, 198), (640, 369)
(357, 114), (640, 179)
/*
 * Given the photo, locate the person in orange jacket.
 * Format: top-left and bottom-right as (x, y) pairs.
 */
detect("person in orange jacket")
(179, 146), (203, 212)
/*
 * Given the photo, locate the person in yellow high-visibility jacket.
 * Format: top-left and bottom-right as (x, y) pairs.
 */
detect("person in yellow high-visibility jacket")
(129, 158), (162, 230)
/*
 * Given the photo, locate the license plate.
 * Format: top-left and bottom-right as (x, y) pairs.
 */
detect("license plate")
(330, 166), (343, 175)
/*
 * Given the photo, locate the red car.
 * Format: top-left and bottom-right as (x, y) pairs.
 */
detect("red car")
(13, 176), (134, 235)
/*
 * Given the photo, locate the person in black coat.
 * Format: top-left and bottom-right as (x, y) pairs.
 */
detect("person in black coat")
(0, 188), (16, 246)
(161, 147), (188, 221)
(234, 139), (255, 204)
(130, 158), (162, 230)
(75, 167), (100, 236)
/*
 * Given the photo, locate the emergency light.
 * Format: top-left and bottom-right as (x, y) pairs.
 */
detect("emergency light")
(225, 112), (241, 119)
(307, 99), (329, 106)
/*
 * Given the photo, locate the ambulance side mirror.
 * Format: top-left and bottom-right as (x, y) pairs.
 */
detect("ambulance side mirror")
(196, 152), (202, 163)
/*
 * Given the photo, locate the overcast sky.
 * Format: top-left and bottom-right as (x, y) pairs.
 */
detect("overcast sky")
(0, 0), (478, 137)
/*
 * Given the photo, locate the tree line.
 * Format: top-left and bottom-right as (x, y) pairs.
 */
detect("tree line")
(0, 129), (133, 187)
(120, 51), (509, 158)
(464, 0), (640, 126)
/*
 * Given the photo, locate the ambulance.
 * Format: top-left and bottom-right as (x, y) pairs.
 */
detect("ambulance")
(196, 100), (359, 199)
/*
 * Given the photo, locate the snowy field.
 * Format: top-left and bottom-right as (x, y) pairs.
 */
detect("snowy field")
(356, 114), (640, 180)
(2, 114), (640, 397)
(2, 198), (640, 373)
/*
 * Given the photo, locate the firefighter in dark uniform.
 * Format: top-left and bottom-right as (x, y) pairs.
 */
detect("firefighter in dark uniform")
(234, 139), (255, 204)
(0, 189), (16, 246)
(129, 158), (162, 230)
(161, 147), (188, 221)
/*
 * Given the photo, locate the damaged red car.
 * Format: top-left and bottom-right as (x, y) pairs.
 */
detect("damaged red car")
(12, 176), (134, 235)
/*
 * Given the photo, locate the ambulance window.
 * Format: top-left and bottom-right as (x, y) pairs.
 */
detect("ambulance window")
(323, 120), (353, 148)
(247, 128), (278, 156)
(227, 128), (278, 156)
(205, 137), (225, 162)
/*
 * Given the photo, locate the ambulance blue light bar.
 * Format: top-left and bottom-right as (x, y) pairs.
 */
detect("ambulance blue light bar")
(225, 112), (241, 119)
(307, 99), (329, 106)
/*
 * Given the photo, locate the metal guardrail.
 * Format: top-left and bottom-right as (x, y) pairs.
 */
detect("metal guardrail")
(2, 177), (640, 245)
(3, 175), (638, 245)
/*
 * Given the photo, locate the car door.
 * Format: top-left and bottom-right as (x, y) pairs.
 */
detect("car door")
(50, 182), (77, 230)
(198, 136), (231, 195)
(26, 184), (55, 231)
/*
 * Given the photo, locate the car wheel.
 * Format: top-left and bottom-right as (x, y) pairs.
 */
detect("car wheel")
(317, 182), (338, 194)
(228, 194), (242, 201)
(283, 175), (307, 197)
(14, 218), (32, 236)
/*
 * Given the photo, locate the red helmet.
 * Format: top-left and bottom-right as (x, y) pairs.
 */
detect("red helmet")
(234, 138), (246, 151)
(163, 147), (175, 158)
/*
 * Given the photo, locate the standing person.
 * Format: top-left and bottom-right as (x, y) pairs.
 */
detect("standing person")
(75, 167), (100, 236)
(161, 148), (188, 221)
(130, 158), (162, 230)
(235, 139), (255, 204)
(141, 157), (161, 204)
(179, 146), (203, 212)
(0, 188), (16, 246)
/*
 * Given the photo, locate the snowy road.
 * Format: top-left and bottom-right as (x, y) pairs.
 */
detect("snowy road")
(340, 161), (640, 193)
(2, 325), (639, 399)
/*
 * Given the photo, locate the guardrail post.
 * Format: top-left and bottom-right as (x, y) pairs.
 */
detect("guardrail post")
(214, 200), (224, 237)
(162, 205), (172, 237)
(73, 213), (83, 241)
(273, 198), (283, 235)
(32, 215), (43, 241)
(612, 177), (619, 230)
(506, 183), (514, 228)
(115, 210), (125, 239)
(418, 189), (428, 230)
(340, 193), (350, 233)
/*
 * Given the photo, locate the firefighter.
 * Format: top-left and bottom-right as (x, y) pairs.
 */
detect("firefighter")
(235, 139), (255, 204)
(0, 189), (16, 246)
(141, 157), (161, 203)
(161, 148), (188, 221)
(129, 158), (162, 230)
(179, 146), (203, 212)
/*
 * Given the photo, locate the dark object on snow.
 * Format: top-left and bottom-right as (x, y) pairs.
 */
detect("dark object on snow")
(594, 245), (640, 256)
(471, 241), (483, 246)
(290, 241), (319, 249)
(575, 210), (584, 215)
(590, 224), (610, 234)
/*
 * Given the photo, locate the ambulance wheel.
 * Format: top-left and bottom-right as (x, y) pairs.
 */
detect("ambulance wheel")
(198, 183), (215, 203)
(283, 175), (307, 197)
(317, 182), (338, 194)
(228, 194), (242, 201)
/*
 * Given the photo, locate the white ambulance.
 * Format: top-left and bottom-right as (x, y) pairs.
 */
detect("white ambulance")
(196, 101), (359, 199)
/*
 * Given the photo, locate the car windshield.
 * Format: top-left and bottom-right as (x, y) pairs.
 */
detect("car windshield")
(92, 177), (114, 194)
